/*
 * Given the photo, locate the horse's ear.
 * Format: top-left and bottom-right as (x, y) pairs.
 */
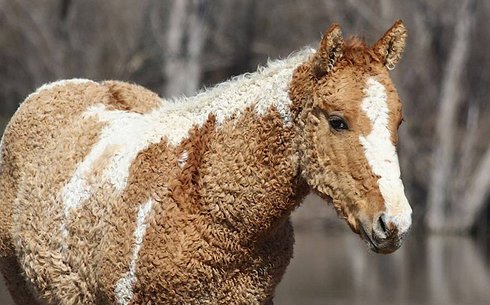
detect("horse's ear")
(313, 23), (344, 78)
(372, 20), (407, 70)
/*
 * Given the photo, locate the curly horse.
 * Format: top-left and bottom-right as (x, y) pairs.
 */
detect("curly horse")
(0, 21), (412, 304)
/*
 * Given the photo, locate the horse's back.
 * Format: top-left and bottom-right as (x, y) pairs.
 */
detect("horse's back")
(2, 79), (159, 172)
(0, 79), (163, 303)
(3, 79), (161, 163)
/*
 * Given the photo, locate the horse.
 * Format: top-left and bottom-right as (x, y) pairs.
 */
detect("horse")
(0, 21), (412, 305)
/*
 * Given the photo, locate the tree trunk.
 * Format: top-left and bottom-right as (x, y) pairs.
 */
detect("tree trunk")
(163, 0), (208, 97)
(426, 0), (473, 232)
(454, 146), (490, 231)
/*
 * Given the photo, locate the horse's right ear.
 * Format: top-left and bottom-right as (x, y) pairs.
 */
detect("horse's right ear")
(372, 20), (407, 70)
(313, 24), (344, 78)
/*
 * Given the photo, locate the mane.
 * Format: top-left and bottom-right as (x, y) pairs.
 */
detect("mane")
(342, 36), (380, 66)
(148, 48), (315, 138)
(188, 47), (316, 100)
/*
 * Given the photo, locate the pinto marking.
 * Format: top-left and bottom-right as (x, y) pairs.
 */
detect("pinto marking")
(115, 198), (154, 305)
(60, 49), (314, 240)
(359, 77), (412, 230)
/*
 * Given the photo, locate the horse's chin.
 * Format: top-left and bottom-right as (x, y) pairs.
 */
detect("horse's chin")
(312, 189), (398, 254)
(359, 225), (380, 252)
(359, 224), (400, 254)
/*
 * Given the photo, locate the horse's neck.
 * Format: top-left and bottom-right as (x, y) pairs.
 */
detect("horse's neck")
(198, 111), (306, 240)
(140, 49), (313, 239)
(186, 50), (314, 239)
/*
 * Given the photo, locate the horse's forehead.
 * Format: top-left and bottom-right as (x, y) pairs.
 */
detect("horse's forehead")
(319, 68), (399, 111)
(315, 70), (362, 111)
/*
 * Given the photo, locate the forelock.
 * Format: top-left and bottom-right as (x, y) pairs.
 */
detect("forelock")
(342, 37), (380, 66)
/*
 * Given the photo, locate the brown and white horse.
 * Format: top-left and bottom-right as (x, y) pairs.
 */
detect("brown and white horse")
(0, 21), (411, 305)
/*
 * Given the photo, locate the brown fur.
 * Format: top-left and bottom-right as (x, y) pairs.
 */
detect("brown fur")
(0, 81), (110, 304)
(103, 81), (162, 113)
(124, 108), (304, 304)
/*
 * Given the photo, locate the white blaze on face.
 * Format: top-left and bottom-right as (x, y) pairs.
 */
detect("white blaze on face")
(359, 77), (412, 232)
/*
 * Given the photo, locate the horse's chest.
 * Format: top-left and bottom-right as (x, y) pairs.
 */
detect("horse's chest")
(127, 219), (294, 304)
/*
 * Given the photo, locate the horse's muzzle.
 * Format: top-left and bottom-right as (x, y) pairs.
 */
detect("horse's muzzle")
(360, 211), (412, 254)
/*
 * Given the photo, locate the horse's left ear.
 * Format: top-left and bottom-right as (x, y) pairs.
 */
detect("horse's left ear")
(372, 20), (407, 70)
(313, 23), (344, 78)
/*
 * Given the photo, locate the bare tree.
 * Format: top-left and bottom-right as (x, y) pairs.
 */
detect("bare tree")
(150, 0), (209, 97)
(424, 0), (490, 232)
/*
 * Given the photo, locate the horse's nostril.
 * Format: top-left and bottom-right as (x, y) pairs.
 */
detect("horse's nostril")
(378, 213), (388, 235)
(368, 211), (411, 252)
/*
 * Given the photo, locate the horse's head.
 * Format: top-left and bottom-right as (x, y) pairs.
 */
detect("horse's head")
(292, 21), (412, 253)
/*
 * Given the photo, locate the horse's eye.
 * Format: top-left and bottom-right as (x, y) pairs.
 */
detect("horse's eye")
(328, 116), (348, 131)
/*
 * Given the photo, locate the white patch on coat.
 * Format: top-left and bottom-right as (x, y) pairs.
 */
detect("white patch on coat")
(178, 150), (188, 168)
(359, 77), (412, 232)
(115, 199), (154, 305)
(60, 49), (314, 225)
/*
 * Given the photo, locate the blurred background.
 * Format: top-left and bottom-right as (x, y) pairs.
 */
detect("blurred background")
(0, 0), (489, 304)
